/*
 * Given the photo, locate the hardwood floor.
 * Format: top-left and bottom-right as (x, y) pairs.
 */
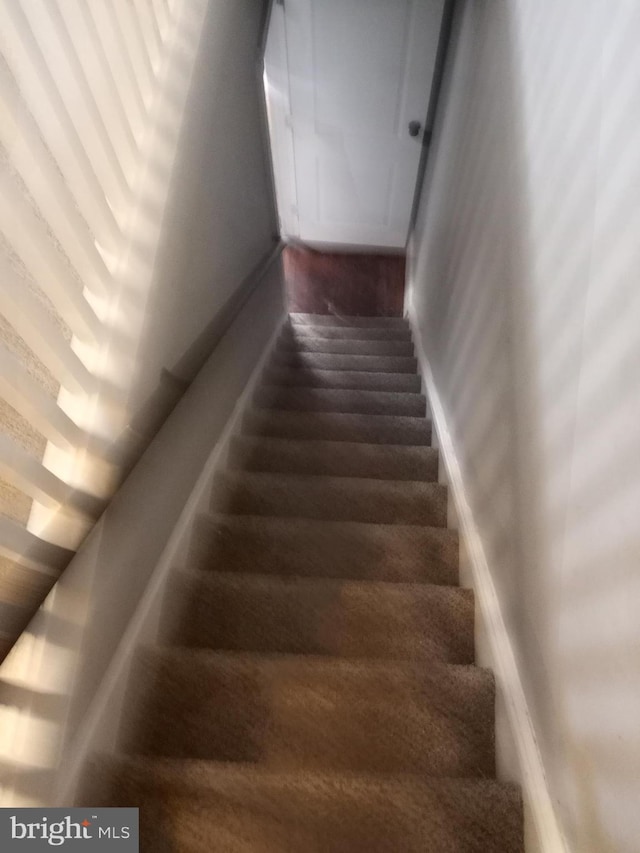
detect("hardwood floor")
(284, 246), (405, 317)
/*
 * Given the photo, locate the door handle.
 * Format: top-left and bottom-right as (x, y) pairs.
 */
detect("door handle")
(408, 120), (422, 138)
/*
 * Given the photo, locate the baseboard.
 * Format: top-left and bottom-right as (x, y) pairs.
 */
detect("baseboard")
(407, 303), (569, 853)
(57, 309), (288, 806)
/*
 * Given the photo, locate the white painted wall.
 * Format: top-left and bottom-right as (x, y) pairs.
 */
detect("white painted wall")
(127, 0), (278, 397)
(407, 3), (640, 852)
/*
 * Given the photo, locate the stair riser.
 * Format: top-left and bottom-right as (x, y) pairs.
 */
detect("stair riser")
(211, 475), (448, 527)
(243, 411), (432, 446)
(286, 325), (412, 341)
(271, 351), (418, 374)
(191, 515), (459, 585)
(168, 574), (474, 663)
(290, 314), (408, 328)
(278, 337), (414, 357)
(255, 387), (426, 417)
(124, 657), (495, 778)
(228, 438), (438, 482)
(263, 367), (422, 393)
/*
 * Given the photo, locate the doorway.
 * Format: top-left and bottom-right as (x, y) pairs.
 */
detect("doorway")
(262, 0), (445, 252)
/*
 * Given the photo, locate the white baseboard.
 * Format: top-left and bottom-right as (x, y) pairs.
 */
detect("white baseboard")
(407, 303), (569, 853)
(57, 310), (287, 806)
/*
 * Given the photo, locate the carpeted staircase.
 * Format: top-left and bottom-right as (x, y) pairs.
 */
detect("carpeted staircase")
(83, 314), (524, 851)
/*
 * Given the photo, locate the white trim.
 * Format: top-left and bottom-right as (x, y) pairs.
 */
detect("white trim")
(407, 302), (570, 853)
(56, 311), (287, 806)
(263, 1), (299, 239)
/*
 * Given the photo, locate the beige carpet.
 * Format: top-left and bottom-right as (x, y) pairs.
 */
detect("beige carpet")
(81, 314), (523, 851)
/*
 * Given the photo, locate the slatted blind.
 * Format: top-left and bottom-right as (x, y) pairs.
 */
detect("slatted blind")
(0, 0), (204, 661)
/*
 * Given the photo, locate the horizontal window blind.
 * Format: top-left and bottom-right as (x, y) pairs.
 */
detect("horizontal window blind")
(0, 0), (204, 661)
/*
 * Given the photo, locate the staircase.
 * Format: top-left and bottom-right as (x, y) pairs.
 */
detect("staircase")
(84, 314), (523, 851)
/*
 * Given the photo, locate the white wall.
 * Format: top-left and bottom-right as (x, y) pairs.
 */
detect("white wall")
(408, 2), (640, 851)
(127, 0), (278, 396)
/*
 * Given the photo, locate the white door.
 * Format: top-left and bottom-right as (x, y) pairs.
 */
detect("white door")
(267, 0), (444, 249)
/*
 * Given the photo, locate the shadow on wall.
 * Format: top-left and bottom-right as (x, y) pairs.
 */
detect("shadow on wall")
(0, 0), (282, 808)
(2, 0), (278, 596)
(410, 1), (640, 851)
(129, 0), (277, 402)
(0, 0), (210, 657)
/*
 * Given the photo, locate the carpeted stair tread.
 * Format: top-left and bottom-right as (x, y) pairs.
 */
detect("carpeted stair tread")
(290, 313), (409, 328)
(262, 366), (422, 392)
(271, 350), (418, 373)
(121, 649), (495, 777)
(84, 315), (523, 849)
(211, 470), (448, 526)
(277, 336), (414, 356)
(83, 756), (523, 853)
(254, 386), (426, 416)
(190, 514), (459, 585)
(166, 571), (474, 663)
(286, 324), (412, 341)
(243, 409), (432, 445)
(228, 436), (439, 481)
